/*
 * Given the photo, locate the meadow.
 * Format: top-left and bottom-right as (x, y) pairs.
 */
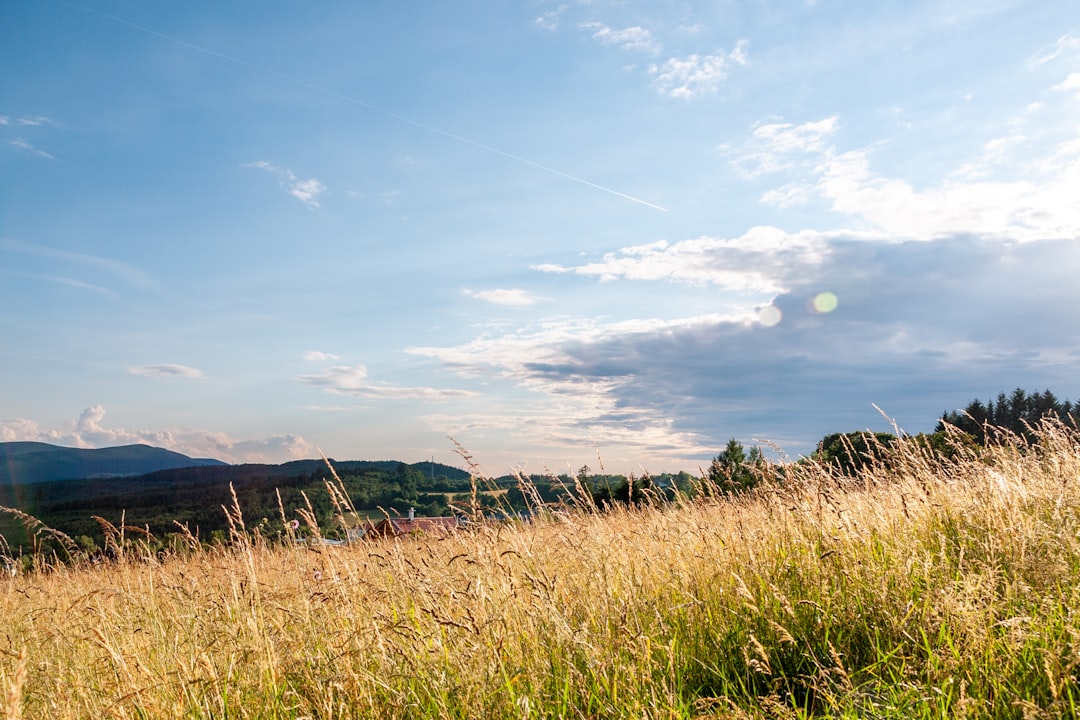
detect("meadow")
(3, 423), (1080, 719)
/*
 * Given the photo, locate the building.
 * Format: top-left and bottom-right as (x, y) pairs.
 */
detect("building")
(358, 507), (465, 540)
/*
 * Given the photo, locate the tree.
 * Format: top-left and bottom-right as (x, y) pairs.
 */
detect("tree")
(589, 474), (656, 508)
(394, 463), (422, 503)
(707, 439), (767, 494)
(812, 431), (897, 476)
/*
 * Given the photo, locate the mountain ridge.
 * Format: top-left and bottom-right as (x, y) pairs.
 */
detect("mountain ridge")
(0, 441), (227, 485)
(0, 441), (470, 486)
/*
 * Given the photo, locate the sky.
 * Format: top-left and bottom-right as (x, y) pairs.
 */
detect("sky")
(2, 1), (1079, 476)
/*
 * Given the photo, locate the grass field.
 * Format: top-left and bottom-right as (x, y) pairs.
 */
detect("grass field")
(3, 423), (1080, 718)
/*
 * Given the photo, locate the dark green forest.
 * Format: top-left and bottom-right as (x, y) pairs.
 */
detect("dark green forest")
(936, 387), (1080, 444)
(0, 460), (473, 557)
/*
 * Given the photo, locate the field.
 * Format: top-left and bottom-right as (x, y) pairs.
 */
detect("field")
(3, 424), (1080, 718)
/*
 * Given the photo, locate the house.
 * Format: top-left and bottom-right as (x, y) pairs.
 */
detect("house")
(359, 507), (465, 540)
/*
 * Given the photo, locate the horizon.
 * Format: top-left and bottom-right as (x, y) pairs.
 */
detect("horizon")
(2, 1), (1078, 476)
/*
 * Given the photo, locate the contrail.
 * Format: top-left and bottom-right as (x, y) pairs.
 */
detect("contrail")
(55, 0), (669, 212)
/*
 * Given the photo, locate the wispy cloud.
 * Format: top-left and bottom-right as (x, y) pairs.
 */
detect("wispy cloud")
(951, 133), (1030, 180)
(44, 276), (119, 300)
(0, 238), (156, 293)
(0, 271), (120, 301)
(298, 364), (478, 400)
(580, 22), (661, 54)
(0, 406), (313, 463)
(128, 364), (205, 379)
(464, 288), (539, 306)
(648, 41), (749, 98)
(9, 138), (56, 161)
(1030, 31), (1080, 66)
(0, 115), (51, 127)
(534, 5), (568, 31)
(725, 116), (839, 177)
(303, 350), (340, 361)
(244, 161), (326, 208)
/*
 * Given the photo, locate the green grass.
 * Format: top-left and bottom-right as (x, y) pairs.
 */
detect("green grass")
(3, 422), (1080, 718)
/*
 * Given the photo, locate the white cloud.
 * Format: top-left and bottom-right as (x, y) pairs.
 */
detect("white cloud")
(128, 364), (205, 379)
(736, 105), (1080, 242)
(727, 116), (839, 177)
(10, 138), (55, 160)
(580, 22), (661, 54)
(465, 288), (538, 306)
(649, 43), (748, 98)
(408, 314), (740, 465)
(299, 364), (369, 391)
(534, 227), (829, 294)
(816, 143), (1080, 241)
(0, 406), (314, 463)
(303, 350), (340, 361)
(1053, 72), (1080, 98)
(244, 161), (325, 208)
(298, 364), (478, 400)
(289, 178), (326, 206)
(201, 432), (314, 463)
(754, 116), (837, 154)
(729, 39), (749, 66)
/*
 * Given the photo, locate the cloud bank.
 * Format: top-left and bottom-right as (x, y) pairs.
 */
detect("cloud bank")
(408, 97), (1080, 463)
(0, 406), (313, 464)
(416, 233), (1080, 460)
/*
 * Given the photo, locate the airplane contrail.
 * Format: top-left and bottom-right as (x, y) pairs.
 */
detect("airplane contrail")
(55, 0), (669, 212)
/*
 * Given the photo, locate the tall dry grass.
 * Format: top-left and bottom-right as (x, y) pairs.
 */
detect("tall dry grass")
(2, 422), (1080, 718)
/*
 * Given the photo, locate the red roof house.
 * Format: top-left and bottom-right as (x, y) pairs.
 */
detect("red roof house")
(360, 508), (464, 540)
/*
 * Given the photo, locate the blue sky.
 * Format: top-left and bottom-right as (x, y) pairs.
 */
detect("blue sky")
(2, 1), (1079, 475)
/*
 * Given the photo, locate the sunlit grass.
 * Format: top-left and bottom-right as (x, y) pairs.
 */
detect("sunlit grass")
(3, 422), (1080, 718)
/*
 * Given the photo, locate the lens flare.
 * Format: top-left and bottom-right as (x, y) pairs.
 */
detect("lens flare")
(758, 305), (782, 327)
(812, 292), (838, 313)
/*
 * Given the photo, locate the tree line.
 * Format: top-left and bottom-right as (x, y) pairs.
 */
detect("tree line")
(936, 388), (1079, 444)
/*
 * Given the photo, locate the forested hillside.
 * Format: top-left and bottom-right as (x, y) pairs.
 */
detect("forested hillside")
(0, 459), (472, 555)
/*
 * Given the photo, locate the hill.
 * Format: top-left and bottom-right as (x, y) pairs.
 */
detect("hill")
(0, 446), (474, 552)
(0, 442), (226, 485)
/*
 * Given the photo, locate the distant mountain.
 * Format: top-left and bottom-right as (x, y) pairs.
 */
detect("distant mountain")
(0, 442), (227, 485)
(0, 450), (474, 553)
